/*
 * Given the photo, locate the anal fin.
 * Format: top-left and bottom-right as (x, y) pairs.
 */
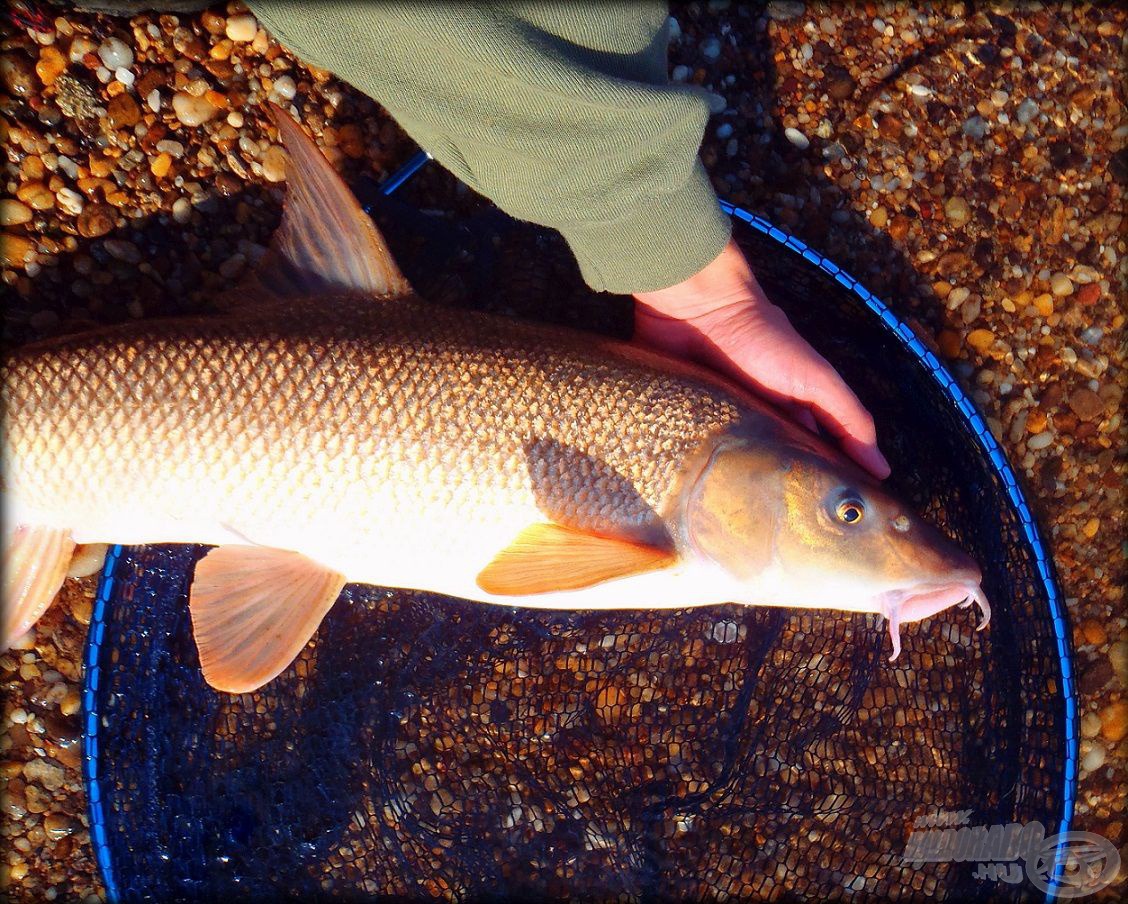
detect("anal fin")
(189, 546), (346, 694)
(3, 525), (76, 647)
(476, 523), (676, 596)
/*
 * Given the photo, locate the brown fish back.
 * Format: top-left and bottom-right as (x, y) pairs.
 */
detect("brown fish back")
(3, 296), (750, 545)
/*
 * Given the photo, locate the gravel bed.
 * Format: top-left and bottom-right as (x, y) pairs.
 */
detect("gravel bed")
(1, 1), (1123, 900)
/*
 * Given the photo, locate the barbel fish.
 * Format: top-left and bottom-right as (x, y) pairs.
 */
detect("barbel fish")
(2, 106), (989, 693)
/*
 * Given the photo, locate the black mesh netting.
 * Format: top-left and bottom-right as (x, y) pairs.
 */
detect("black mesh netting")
(84, 194), (1072, 903)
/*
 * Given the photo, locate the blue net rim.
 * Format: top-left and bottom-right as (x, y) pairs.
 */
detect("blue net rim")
(79, 173), (1078, 903)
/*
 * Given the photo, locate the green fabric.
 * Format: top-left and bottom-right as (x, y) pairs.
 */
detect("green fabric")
(248, 1), (731, 293)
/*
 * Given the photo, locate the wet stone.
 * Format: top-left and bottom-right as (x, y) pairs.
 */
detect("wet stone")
(1069, 389), (1105, 422)
(97, 37), (133, 71)
(107, 93), (140, 129)
(0, 199), (33, 226)
(172, 91), (220, 127)
(1, 234), (36, 268)
(36, 46), (67, 88)
(1100, 702), (1127, 743)
(23, 757), (66, 792)
(944, 197), (971, 229)
(44, 812), (75, 841)
(24, 783), (52, 814)
(17, 182), (55, 212)
(226, 14), (259, 42)
(1, 53), (36, 97)
(77, 206), (114, 239)
(1050, 273), (1074, 296)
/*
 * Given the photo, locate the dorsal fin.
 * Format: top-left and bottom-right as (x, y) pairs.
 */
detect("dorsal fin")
(241, 102), (411, 302)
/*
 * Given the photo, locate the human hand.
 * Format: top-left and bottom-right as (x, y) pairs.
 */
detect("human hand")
(633, 239), (891, 480)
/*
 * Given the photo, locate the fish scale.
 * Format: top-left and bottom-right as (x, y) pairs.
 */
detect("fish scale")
(3, 293), (748, 554)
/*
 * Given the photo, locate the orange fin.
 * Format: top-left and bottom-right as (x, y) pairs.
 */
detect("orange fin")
(3, 525), (75, 647)
(238, 102), (411, 302)
(189, 546), (346, 694)
(476, 524), (676, 596)
(68, 543), (109, 578)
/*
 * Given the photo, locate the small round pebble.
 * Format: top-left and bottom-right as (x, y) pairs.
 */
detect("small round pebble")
(272, 74), (297, 101)
(1050, 273), (1074, 296)
(172, 92), (220, 127)
(784, 127), (809, 149)
(96, 37), (133, 71)
(0, 199), (33, 226)
(944, 197), (971, 229)
(261, 145), (289, 183)
(225, 14), (259, 43)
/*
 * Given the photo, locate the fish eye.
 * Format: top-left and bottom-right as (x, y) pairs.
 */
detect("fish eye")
(835, 497), (865, 525)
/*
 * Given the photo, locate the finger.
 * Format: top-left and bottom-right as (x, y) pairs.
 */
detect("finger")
(781, 401), (818, 434)
(793, 365), (891, 479)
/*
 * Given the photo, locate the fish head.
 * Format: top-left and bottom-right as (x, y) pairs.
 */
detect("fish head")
(679, 422), (988, 659)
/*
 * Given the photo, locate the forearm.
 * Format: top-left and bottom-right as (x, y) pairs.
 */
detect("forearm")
(249, 1), (731, 293)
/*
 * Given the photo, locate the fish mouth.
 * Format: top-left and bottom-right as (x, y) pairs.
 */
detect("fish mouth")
(878, 580), (990, 661)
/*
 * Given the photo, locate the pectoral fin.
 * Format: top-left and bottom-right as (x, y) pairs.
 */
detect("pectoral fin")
(189, 546), (346, 694)
(2, 525), (75, 648)
(476, 524), (676, 596)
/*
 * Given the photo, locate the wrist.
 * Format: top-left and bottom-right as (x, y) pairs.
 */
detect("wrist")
(632, 239), (769, 321)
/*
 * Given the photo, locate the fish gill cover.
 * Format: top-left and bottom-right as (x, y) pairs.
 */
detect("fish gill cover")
(83, 192), (1073, 903)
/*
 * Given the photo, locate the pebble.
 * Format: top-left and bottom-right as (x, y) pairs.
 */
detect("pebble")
(1, 234), (36, 268)
(55, 187), (84, 216)
(35, 46), (67, 87)
(23, 758), (65, 792)
(107, 92), (140, 129)
(716, 123), (733, 139)
(1080, 620), (1108, 646)
(944, 197), (971, 229)
(171, 197), (192, 224)
(261, 145), (289, 183)
(948, 286), (970, 307)
(1069, 389), (1104, 422)
(1050, 273), (1074, 296)
(1100, 701), (1127, 743)
(97, 37), (133, 71)
(272, 74), (297, 101)
(103, 239), (141, 264)
(1027, 431), (1053, 451)
(44, 812), (75, 841)
(1076, 283), (1100, 306)
(1082, 745), (1106, 772)
(1015, 98), (1039, 124)
(115, 67), (134, 88)
(225, 14), (259, 43)
(701, 37), (722, 60)
(59, 691), (81, 717)
(76, 206), (114, 239)
(172, 92), (220, 127)
(966, 328), (994, 354)
(0, 199), (33, 226)
(784, 127), (809, 150)
(17, 182), (55, 211)
(150, 152), (172, 178)
(962, 116), (988, 139)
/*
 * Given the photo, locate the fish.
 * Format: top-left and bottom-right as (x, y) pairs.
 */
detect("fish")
(1, 104), (989, 694)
